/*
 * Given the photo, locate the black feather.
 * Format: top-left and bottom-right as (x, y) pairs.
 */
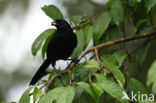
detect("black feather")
(29, 19), (77, 85)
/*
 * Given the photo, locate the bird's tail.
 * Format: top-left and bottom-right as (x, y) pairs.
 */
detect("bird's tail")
(29, 59), (51, 85)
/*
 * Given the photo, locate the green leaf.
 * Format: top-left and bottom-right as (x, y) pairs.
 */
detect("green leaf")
(75, 90), (95, 103)
(105, 0), (116, 9)
(127, 78), (151, 103)
(112, 50), (127, 67)
(71, 29), (85, 58)
(77, 82), (103, 102)
(74, 60), (100, 82)
(127, 78), (148, 94)
(70, 16), (83, 26)
(103, 25), (122, 42)
(93, 11), (111, 45)
(136, 23), (155, 34)
(94, 74), (128, 103)
(127, 0), (142, 6)
(31, 29), (56, 56)
(19, 87), (33, 103)
(136, 19), (147, 29)
(150, 5), (156, 22)
(42, 5), (64, 20)
(147, 61), (156, 94)
(124, 17), (137, 34)
(136, 0), (142, 3)
(41, 35), (53, 59)
(83, 25), (93, 48)
(136, 41), (151, 67)
(111, 0), (124, 25)
(83, 60), (100, 69)
(39, 86), (75, 103)
(33, 87), (43, 102)
(145, 0), (156, 12)
(48, 73), (70, 89)
(101, 50), (127, 86)
(151, 81), (156, 94)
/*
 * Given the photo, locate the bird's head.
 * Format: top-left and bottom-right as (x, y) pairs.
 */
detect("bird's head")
(51, 19), (72, 31)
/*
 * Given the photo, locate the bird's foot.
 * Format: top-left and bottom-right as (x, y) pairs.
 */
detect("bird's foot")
(71, 58), (79, 64)
(66, 58), (79, 64)
(72, 58), (79, 63)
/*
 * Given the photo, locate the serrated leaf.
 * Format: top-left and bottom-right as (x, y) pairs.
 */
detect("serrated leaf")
(33, 87), (43, 102)
(19, 87), (33, 103)
(111, 0), (124, 26)
(77, 82), (103, 102)
(145, 0), (156, 12)
(39, 86), (75, 103)
(127, 78), (148, 94)
(94, 74), (128, 103)
(93, 11), (111, 45)
(71, 29), (85, 58)
(42, 5), (64, 20)
(31, 29), (56, 56)
(101, 50), (127, 86)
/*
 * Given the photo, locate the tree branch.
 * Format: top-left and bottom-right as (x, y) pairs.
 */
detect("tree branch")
(78, 31), (156, 60)
(44, 31), (156, 92)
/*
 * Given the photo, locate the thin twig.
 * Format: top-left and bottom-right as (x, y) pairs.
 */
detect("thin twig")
(68, 70), (72, 85)
(94, 48), (104, 70)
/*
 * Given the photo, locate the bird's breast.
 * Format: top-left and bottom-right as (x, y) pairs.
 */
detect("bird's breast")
(46, 32), (77, 60)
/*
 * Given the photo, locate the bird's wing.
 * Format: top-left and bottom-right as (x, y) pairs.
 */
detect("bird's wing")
(46, 32), (77, 59)
(46, 35), (64, 57)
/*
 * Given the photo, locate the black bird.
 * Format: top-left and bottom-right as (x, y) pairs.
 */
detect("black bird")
(30, 19), (77, 85)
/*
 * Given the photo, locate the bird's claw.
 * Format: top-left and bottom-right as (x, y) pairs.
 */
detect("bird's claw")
(71, 58), (79, 64)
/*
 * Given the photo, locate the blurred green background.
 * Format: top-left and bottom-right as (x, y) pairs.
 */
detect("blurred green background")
(0, 0), (107, 102)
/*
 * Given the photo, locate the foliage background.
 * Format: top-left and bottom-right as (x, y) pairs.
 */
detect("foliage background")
(0, 0), (156, 103)
(0, 0), (107, 102)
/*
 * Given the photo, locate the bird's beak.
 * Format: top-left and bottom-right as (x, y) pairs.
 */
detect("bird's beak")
(51, 21), (57, 26)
